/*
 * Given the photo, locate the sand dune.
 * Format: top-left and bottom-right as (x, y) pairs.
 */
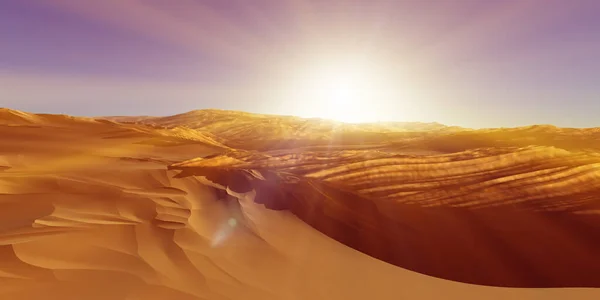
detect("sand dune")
(1, 108), (599, 299)
(102, 109), (600, 152)
(171, 145), (600, 287)
(102, 109), (462, 151)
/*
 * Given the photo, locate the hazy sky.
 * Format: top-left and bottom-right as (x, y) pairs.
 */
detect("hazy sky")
(1, 0), (599, 128)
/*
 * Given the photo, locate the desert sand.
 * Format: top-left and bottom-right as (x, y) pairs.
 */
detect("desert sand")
(0, 107), (599, 299)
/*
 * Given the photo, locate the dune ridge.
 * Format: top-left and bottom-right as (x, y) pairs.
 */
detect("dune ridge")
(170, 144), (600, 287)
(171, 145), (600, 210)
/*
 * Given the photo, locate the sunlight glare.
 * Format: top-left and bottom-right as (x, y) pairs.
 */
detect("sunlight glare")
(283, 56), (410, 123)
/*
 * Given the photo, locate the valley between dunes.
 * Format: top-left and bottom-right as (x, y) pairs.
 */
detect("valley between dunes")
(1, 107), (599, 299)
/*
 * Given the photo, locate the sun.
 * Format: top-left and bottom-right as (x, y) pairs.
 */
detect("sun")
(311, 70), (364, 121)
(282, 58), (401, 123)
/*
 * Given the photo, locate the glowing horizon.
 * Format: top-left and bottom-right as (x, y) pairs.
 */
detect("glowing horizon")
(1, 0), (599, 128)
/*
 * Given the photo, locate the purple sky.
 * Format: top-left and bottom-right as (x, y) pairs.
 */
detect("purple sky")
(1, 0), (599, 128)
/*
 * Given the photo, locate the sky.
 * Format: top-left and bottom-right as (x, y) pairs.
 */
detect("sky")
(1, 0), (599, 128)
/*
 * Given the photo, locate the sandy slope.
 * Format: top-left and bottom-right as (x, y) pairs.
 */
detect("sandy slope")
(171, 147), (600, 287)
(1, 108), (599, 299)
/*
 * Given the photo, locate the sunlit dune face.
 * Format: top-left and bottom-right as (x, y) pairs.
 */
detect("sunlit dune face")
(281, 57), (411, 123)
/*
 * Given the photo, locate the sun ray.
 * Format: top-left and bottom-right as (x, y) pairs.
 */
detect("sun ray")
(39, 0), (266, 68)
(418, 0), (570, 63)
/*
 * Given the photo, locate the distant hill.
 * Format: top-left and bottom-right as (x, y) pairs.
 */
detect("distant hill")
(99, 109), (600, 152)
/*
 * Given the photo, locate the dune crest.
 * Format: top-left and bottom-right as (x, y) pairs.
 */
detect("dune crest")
(170, 144), (600, 287)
